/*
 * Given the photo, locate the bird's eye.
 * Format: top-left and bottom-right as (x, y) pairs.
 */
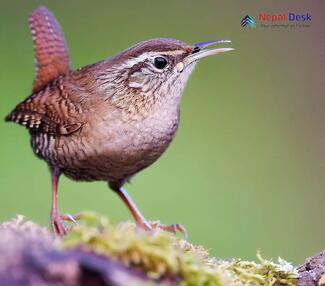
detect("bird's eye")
(153, 57), (168, 69)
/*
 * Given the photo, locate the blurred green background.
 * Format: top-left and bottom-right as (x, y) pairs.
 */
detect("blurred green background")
(0, 0), (324, 264)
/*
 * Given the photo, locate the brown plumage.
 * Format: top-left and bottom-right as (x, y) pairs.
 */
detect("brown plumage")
(5, 6), (233, 236)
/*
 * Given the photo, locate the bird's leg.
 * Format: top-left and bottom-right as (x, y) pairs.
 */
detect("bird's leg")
(50, 168), (80, 236)
(51, 168), (67, 236)
(115, 188), (188, 238)
(116, 187), (152, 230)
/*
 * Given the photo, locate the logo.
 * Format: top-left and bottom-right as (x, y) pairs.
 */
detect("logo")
(240, 13), (311, 29)
(259, 12), (311, 22)
(241, 15), (256, 28)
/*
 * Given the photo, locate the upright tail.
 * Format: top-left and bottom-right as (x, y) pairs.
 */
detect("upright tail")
(29, 6), (71, 93)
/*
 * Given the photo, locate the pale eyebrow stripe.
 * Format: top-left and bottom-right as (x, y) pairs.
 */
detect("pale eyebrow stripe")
(122, 50), (186, 68)
(157, 50), (185, 56)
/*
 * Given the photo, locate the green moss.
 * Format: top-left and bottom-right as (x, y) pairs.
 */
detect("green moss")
(62, 212), (298, 286)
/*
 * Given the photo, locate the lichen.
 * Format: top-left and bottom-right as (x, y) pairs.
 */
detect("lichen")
(62, 212), (299, 286)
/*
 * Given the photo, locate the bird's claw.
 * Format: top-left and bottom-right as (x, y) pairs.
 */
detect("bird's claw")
(158, 223), (188, 240)
(51, 211), (81, 237)
(140, 221), (189, 240)
(60, 213), (81, 224)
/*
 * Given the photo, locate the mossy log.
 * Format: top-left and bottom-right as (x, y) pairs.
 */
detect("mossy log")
(0, 213), (321, 286)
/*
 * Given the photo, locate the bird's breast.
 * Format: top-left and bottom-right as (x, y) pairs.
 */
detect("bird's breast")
(59, 103), (181, 182)
(98, 105), (180, 160)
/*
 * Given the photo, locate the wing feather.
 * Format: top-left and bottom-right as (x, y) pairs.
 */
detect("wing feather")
(5, 79), (83, 136)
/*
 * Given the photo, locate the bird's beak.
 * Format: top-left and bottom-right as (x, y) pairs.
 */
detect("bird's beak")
(183, 40), (234, 66)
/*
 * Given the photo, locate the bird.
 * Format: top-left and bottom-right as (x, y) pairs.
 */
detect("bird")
(5, 6), (233, 236)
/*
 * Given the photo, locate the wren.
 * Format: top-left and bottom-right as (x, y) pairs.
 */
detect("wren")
(5, 7), (233, 236)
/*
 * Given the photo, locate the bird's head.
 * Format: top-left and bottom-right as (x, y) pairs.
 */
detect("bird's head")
(93, 38), (233, 114)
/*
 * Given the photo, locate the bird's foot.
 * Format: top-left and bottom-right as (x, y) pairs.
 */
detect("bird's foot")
(157, 223), (188, 239)
(154, 222), (189, 240)
(60, 213), (81, 224)
(51, 210), (67, 237)
(138, 221), (188, 240)
(115, 188), (188, 239)
(51, 211), (81, 237)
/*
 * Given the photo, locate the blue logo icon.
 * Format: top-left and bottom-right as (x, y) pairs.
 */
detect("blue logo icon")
(241, 15), (256, 28)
